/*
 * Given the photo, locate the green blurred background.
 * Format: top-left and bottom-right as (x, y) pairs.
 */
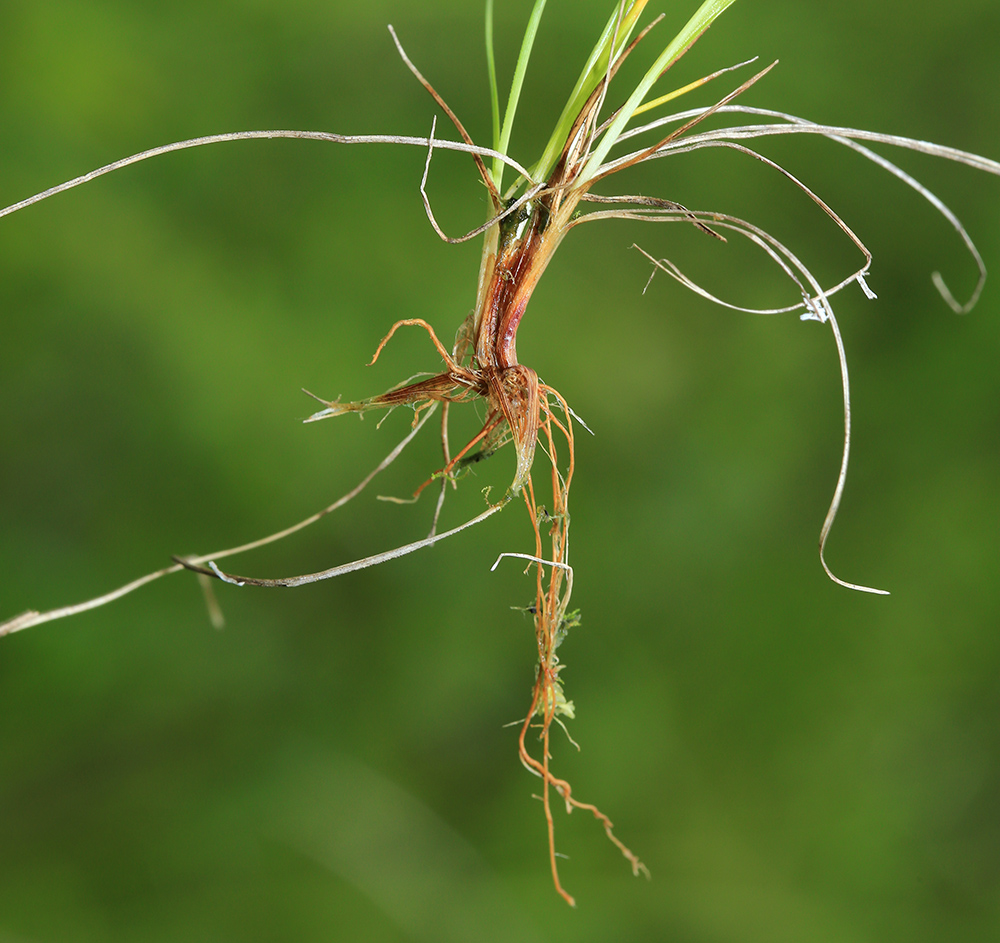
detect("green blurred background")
(1, 1), (998, 940)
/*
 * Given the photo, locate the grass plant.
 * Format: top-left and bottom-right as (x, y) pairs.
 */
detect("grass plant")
(2, 0), (998, 906)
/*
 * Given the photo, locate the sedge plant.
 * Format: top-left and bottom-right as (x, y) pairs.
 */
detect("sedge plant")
(2, 0), (999, 905)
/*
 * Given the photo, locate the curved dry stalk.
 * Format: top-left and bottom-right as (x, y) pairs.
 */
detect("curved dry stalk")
(583, 204), (874, 313)
(579, 194), (883, 589)
(490, 552), (572, 574)
(0, 404), (439, 637)
(668, 135), (985, 311)
(607, 103), (998, 310)
(631, 225), (811, 310)
(611, 104), (1000, 174)
(387, 24), (501, 206)
(178, 497), (508, 588)
(418, 117), (548, 245)
(816, 306), (883, 594)
(581, 132), (877, 292)
(625, 208), (889, 594)
(575, 207), (822, 309)
(581, 190), (726, 239)
(689, 139), (872, 261)
(579, 136), (878, 306)
(0, 130), (534, 223)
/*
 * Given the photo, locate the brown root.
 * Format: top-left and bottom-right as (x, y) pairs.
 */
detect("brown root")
(503, 384), (646, 905)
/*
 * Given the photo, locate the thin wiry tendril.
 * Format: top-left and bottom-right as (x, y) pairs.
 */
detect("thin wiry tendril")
(601, 103), (997, 311)
(592, 203), (889, 594)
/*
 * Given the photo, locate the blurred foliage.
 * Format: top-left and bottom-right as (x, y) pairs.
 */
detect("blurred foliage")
(1, 1), (998, 940)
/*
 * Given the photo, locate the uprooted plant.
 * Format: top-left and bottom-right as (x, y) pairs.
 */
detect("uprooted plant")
(2, 0), (998, 905)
